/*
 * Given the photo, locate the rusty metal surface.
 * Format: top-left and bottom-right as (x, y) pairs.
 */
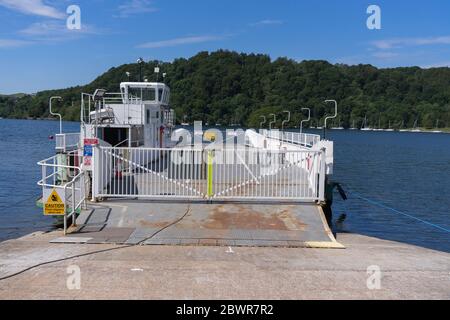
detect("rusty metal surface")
(60, 201), (341, 248)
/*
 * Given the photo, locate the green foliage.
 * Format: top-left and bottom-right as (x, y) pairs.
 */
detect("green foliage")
(1, 50), (450, 128)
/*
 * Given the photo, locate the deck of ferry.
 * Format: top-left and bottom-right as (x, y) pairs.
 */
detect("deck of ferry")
(49, 201), (342, 248)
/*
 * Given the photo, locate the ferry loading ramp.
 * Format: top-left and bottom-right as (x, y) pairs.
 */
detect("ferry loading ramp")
(50, 201), (344, 248)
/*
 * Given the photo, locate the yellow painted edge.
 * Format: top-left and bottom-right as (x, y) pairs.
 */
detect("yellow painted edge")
(317, 205), (346, 249)
(303, 241), (346, 249)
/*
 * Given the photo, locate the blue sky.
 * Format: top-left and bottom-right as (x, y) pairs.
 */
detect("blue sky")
(1, 0), (450, 94)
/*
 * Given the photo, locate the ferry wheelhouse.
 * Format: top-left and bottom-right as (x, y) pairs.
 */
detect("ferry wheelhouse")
(81, 82), (175, 150)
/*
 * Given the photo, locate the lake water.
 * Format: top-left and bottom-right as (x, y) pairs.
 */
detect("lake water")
(0, 119), (449, 252)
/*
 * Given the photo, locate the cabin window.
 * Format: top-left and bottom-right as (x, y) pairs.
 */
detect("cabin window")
(129, 87), (155, 101)
(142, 88), (156, 101)
(146, 109), (150, 124)
(164, 91), (170, 104)
(158, 88), (163, 102)
(128, 87), (141, 100)
(155, 111), (159, 119)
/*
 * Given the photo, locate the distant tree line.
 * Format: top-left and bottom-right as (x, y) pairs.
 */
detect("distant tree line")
(1, 50), (450, 129)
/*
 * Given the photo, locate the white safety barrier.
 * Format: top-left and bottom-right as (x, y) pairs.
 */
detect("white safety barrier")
(92, 146), (325, 203)
(37, 151), (87, 234)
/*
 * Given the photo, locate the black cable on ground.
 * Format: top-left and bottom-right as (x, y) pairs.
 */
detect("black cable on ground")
(0, 205), (192, 281)
(137, 205), (191, 245)
(0, 244), (132, 281)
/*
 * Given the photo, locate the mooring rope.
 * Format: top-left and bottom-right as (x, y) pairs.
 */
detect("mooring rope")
(343, 186), (450, 234)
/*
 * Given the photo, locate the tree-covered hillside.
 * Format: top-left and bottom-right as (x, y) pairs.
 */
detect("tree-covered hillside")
(1, 50), (450, 129)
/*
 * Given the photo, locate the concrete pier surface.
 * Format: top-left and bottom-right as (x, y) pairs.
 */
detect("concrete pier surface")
(0, 231), (449, 299)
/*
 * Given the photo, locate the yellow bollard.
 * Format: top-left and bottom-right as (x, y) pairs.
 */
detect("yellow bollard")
(207, 150), (213, 197)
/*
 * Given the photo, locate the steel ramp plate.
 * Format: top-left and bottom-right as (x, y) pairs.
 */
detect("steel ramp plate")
(56, 201), (344, 248)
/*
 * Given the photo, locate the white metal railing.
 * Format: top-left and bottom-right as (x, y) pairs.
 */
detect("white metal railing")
(55, 133), (80, 152)
(210, 148), (324, 201)
(93, 147), (205, 199)
(260, 129), (320, 148)
(81, 92), (143, 124)
(92, 146), (325, 202)
(37, 152), (86, 234)
(81, 92), (146, 126)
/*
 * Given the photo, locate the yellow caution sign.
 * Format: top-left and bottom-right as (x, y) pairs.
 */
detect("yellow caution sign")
(43, 188), (65, 216)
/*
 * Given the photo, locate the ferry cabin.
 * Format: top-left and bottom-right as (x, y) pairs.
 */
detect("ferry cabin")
(81, 82), (175, 149)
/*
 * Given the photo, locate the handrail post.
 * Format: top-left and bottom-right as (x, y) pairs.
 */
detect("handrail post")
(318, 149), (326, 201)
(259, 116), (266, 130)
(92, 145), (98, 201)
(49, 96), (63, 134)
(41, 164), (46, 198)
(207, 150), (214, 198)
(269, 113), (276, 130)
(323, 100), (338, 140)
(63, 185), (67, 235)
(72, 183), (76, 227)
(83, 171), (88, 209)
(300, 107), (311, 135)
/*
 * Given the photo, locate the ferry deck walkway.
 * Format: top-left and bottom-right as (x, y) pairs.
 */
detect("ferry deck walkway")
(49, 202), (343, 248)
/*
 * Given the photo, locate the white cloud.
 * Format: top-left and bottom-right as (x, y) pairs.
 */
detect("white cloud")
(21, 20), (96, 35)
(137, 35), (223, 48)
(116, 0), (157, 18)
(18, 20), (101, 43)
(0, 39), (31, 48)
(250, 19), (283, 27)
(372, 36), (450, 50)
(0, 0), (64, 19)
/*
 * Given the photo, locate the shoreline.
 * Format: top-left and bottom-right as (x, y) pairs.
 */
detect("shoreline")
(1, 117), (450, 133)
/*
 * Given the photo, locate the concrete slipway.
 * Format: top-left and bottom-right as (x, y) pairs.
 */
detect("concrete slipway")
(0, 202), (449, 299)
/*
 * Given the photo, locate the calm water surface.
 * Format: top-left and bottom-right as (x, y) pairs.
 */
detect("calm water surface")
(0, 119), (449, 252)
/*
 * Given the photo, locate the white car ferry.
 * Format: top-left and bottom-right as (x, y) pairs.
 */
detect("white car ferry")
(38, 83), (336, 235)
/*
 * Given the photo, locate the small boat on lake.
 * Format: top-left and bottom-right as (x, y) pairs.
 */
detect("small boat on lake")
(360, 116), (373, 131)
(384, 121), (394, 132)
(410, 119), (422, 133)
(331, 117), (344, 130)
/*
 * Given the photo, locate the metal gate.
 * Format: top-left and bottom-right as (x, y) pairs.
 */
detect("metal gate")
(93, 146), (325, 203)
